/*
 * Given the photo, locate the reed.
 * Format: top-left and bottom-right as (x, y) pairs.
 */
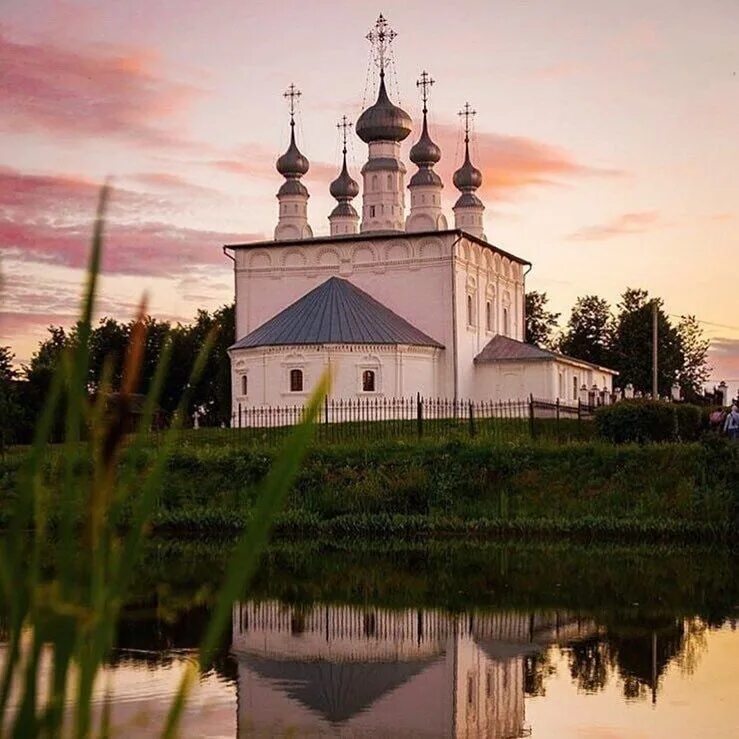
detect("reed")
(0, 186), (325, 737)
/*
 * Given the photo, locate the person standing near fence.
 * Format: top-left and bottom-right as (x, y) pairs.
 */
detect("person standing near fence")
(724, 404), (739, 440)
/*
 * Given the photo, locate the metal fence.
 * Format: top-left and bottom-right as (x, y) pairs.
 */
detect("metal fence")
(219, 395), (597, 447)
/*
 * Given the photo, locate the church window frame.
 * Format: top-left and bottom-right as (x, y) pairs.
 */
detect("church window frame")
(503, 307), (510, 336)
(241, 374), (248, 396)
(387, 173), (393, 190)
(372, 174), (379, 191)
(485, 301), (492, 332)
(369, 205), (376, 218)
(467, 293), (476, 327)
(289, 368), (304, 393)
(572, 376), (579, 400)
(362, 369), (376, 393)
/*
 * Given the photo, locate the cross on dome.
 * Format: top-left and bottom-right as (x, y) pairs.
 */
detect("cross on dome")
(283, 83), (302, 125)
(366, 13), (397, 77)
(337, 115), (353, 155)
(417, 70), (435, 113)
(458, 102), (476, 144)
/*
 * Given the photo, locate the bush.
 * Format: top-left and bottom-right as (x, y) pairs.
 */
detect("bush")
(675, 403), (703, 441)
(595, 400), (678, 443)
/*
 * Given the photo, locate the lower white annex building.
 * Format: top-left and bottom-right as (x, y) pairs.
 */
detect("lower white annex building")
(226, 16), (616, 414)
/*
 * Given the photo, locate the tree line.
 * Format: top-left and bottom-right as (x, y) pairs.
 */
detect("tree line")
(0, 305), (234, 446)
(525, 288), (711, 399)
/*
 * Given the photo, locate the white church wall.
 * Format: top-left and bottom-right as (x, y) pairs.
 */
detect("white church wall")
(473, 361), (554, 402)
(452, 236), (527, 399)
(229, 344), (439, 415)
(233, 233), (458, 397)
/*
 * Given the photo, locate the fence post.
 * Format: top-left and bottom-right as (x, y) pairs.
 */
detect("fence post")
(468, 400), (476, 437)
(417, 393), (423, 438)
(528, 394), (536, 439)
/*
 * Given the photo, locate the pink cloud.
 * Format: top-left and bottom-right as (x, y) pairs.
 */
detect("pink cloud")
(430, 123), (622, 200)
(567, 211), (660, 241)
(208, 143), (337, 187)
(708, 338), (739, 380)
(0, 167), (260, 276)
(0, 29), (202, 148)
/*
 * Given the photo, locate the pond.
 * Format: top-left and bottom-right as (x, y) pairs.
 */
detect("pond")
(5, 539), (739, 737)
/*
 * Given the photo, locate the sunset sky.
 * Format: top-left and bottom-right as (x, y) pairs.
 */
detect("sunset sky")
(1, 0), (737, 392)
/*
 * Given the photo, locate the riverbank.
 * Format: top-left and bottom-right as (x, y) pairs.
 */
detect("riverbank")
(2, 436), (737, 540)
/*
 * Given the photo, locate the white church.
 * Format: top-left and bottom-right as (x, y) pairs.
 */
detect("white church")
(226, 15), (616, 413)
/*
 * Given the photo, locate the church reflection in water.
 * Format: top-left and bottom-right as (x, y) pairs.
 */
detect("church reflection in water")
(232, 600), (599, 737)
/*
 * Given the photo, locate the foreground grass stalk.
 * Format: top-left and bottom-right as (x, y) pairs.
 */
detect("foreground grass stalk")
(0, 184), (306, 738)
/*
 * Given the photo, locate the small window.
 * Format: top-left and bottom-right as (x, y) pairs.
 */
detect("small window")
(387, 174), (393, 189)
(241, 375), (248, 396)
(362, 370), (376, 392)
(372, 174), (378, 191)
(503, 307), (509, 336)
(290, 368), (303, 392)
(293, 203), (298, 213)
(485, 301), (492, 331)
(573, 376), (578, 400)
(369, 205), (376, 218)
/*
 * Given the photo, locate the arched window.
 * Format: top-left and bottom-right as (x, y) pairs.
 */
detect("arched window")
(558, 372), (564, 399)
(387, 174), (393, 189)
(241, 375), (248, 396)
(293, 203), (298, 213)
(467, 294), (475, 326)
(372, 174), (378, 191)
(362, 370), (376, 392)
(485, 301), (492, 331)
(503, 307), (509, 336)
(572, 376), (578, 400)
(289, 368), (303, 392)
(369, 205), (376, 218)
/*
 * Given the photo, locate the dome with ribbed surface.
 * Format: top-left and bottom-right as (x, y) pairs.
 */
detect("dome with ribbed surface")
(356, 75), (412, 143)
(276, 127), (309, 177)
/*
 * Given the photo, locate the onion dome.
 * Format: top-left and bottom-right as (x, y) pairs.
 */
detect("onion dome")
(330, 157), (360, 200)
(453, 142), (483, 192)
(410, 119), (441, 167)
(276, 125), (309, 178)
(356, 74), (412, 143)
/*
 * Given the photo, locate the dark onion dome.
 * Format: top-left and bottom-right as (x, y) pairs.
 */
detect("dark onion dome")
(330, 201), (359, 219)
(276, 126), (309, 177)
(356, 74), (412, 143)
(453, 143), (483, 192)
(409, 167), (442, 188)
(409, 119), (441, 167)
(278, 179), (308, 197)
(329, 158), (359, 200)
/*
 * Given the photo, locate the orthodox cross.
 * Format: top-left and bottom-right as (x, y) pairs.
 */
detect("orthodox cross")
(417, 70), (435, 115)
(366, 13), (397, 76)
(336, 115), (353, 155)
(283, 83), (301, 127)
(458, 102), (476, 144)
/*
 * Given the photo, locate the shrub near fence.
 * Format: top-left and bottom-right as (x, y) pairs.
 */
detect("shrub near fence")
(595, 400), (706, 444)
(223, 395), (596, 448)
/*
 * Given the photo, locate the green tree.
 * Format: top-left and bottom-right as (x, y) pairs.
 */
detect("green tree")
(88, 317), (130, 390)
(675, 315), (710, 399)
(610, 289), (682, 395)
(525, 291), (560, 349)
(559, 295), (614, 368)
(0, 346), (21, 450)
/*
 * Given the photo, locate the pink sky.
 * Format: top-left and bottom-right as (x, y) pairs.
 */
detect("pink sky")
(0, 0), (737, 392)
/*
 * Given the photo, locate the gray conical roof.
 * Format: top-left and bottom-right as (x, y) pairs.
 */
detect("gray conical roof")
(231, 277), (443, 350)
(356, 74), (412, 143)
